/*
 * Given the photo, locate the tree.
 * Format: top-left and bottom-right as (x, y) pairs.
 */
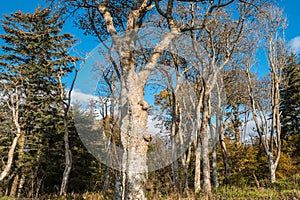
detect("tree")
(245, 5), (286, 183)
(58, 67), (78, 196)
(0, 8), (80, 197)
(0, 78), (22, 182)
(280, 53), (300, 138)
(47, 0), (269, 198)
(189, 2), (255, 193)
(153, 49), (197, 193)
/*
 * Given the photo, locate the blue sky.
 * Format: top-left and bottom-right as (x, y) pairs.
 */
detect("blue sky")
(283, 0), (300, 42)
(0, 0), (299, 103)
(0, 0), (299, 51)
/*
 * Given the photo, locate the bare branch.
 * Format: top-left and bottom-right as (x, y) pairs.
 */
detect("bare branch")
(98, 0), (118, 36)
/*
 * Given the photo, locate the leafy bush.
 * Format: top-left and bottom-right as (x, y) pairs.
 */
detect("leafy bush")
(0, 197), (15, 200)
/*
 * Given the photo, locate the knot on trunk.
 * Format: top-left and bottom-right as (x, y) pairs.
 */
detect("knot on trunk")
(139, 100), (149, 111)
(143, 133), (152, 142)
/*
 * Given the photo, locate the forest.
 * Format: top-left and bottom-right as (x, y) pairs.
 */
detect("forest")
(0, 0), (299, 199)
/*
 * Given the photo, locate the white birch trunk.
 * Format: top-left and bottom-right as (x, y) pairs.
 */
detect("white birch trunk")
(0, 134), (20, 181)
(200, 92), (212, 194)
(194, 87), (204, 193)
(268, 153), (277, 183)
(118, 69), (150, 200)
(211, 137), (218, 188)
(194, 145), (201, 193)
(0, 87), (21, 181)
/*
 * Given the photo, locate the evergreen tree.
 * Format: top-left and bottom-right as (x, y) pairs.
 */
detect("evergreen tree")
(280, 53), (300, 138)
(0, 8), (80, 197)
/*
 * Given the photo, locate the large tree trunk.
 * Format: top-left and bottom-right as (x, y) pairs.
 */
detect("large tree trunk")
(117, 68), (150, 200)
(268, 154), (276, 183)
(97, 2), (180, 198)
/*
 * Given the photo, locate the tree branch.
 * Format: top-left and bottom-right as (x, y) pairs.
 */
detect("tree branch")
(98, 0), (117, 37)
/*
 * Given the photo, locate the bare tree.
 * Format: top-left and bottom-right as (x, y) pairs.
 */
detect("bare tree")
(158, 47), (197, 193)
(190, 2), (253, 193)
(245, 6), (286, 183)
(58, 64), (78, 196)
(48, 0), (267, 198)
(96, 1), (240, 198)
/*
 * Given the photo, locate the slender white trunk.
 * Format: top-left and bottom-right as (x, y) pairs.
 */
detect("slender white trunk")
(200, 92), (212, 194)
(201, 135), (211, 194)
(0, 134), (20, 181)
(194, 97), (202, 193)
(1, 90), (21, 181)
(194, 145), (201, 193)
(210, 121), (218, 188)
(212, 142), (218, 188)
(58, 69), (77, 196)
(246, 64), (282, 184)
(59, 107), (72, 196)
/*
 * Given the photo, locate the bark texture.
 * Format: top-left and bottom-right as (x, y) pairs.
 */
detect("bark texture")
(119, 69), (150, 199)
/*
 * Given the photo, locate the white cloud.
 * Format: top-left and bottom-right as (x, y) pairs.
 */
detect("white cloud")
(288, 36), (300, 53)
(71, 89), (97, 105)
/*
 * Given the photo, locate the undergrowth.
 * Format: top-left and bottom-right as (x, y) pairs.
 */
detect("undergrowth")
(1, 174), (299, 200)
